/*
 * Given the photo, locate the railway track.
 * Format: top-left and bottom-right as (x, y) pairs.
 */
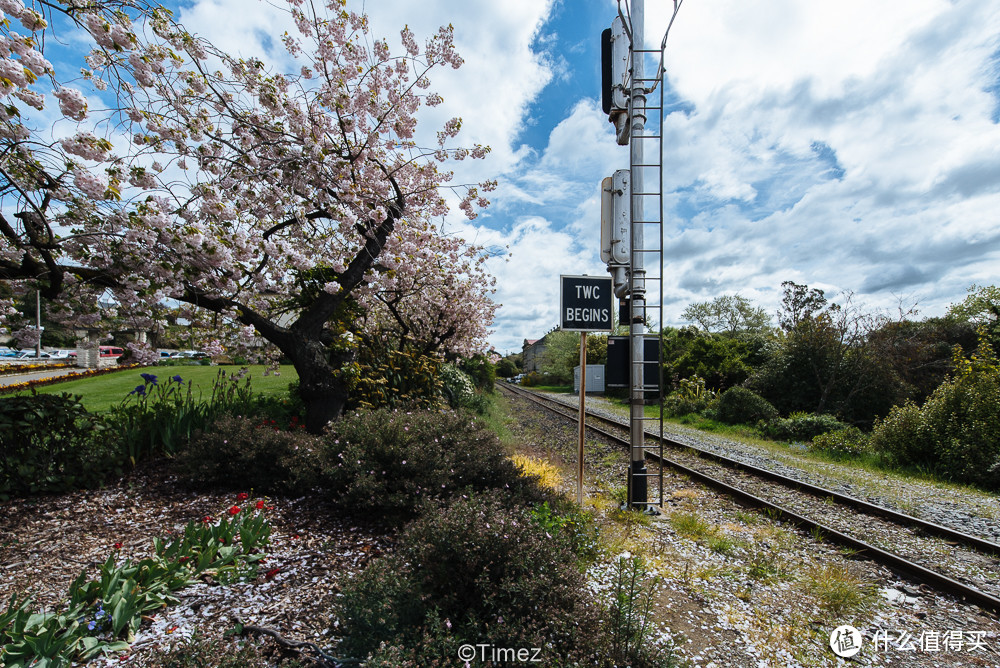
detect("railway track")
(498, 383), (1000, 616)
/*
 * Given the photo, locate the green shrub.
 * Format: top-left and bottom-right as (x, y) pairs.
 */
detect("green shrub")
(869, 334), (1000, 489)
(670, 334), (752, 391)
(811, 426), (871, 458)
(174, 415), (325, 494)
(335, 495), (604, 665)
(765, 412), (848, 442)
(460, 354), (496, 392)
(520, 371), (542, 387)
(663, 376), (717, 417)
(350, 347), (443, 410)
(867, 401), (926, 468)
(530, 500), (602, 568)
(0, 393), (120, 498)
(662, 393), (707, 417)
(322, 408), (547, 517)
(716, 387), (779, 425)
(438, 363), (476, 408)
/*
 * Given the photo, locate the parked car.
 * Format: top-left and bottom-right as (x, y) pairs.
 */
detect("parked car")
(99, 346), (125, 358)
(15, 350), (54, 359)
(0, 347), (18, 358)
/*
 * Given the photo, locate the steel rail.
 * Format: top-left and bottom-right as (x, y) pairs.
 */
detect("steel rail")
(498, 383), (1000, 615)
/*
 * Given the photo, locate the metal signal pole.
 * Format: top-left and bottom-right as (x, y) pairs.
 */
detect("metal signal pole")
(628, 0), (648, 508)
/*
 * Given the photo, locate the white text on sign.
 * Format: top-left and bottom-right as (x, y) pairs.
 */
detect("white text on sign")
(565, 307), (611, 323)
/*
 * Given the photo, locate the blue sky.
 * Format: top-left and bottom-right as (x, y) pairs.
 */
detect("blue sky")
(48, 0), (1000, 354)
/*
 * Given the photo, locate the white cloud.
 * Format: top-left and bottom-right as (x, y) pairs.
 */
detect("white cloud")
(476, 215), (602, 354)
(637, 0), (1000, 327)
(169, 0), (1000, 352)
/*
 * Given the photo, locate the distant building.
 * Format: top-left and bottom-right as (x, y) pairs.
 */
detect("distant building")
(522, 337), (546, 373)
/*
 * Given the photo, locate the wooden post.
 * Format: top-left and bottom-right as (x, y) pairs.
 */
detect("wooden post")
(578, 331), (587, 505)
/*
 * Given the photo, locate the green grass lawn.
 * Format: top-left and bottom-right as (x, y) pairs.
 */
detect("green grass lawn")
(20, 365), (298, 412)
(529, 384), (573, 393)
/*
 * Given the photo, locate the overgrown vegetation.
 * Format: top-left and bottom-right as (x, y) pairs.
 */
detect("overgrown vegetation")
(1, 362), (493, 502)
(0, 393), (118, 499)
(647, 283), (1000, 491)
(321, 408), (548, 517)
(334, 494), (671, 667)
(336, 495), (601, 664)
(868, 333), (1000, 490)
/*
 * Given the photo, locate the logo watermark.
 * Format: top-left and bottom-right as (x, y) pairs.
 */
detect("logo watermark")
(830, 625), (863, 658)
(458, 643), (542, 663)
(830, 625), (992, 657)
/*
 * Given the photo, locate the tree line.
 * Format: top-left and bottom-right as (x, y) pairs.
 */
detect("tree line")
(508, 282), (999, 488)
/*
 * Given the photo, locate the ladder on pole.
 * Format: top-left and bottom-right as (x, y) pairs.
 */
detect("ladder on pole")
(629, 46), (665, 509)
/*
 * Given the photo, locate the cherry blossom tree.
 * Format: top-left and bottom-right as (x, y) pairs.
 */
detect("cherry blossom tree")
(0, 0), (498, 431)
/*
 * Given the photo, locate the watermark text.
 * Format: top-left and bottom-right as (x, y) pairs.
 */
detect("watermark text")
(458, 643), (542, 663)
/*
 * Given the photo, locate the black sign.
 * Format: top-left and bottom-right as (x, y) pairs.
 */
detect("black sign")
(560, 275), (613, 332)
(606, 336), (660, 389)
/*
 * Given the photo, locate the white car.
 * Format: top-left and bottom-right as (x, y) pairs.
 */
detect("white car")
(15, 350), (54, 359)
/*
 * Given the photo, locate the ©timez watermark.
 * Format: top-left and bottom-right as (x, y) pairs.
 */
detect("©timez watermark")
(830, 625), (992, 658)
(457, 643), (543, 663)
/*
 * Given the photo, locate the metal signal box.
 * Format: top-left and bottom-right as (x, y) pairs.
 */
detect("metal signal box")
(600, 170), (631, 267)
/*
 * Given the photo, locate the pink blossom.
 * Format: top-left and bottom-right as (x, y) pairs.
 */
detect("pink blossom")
(72, 168), (107, 199)
(53, 87), (88, 120)
(60, 133), (111, 161)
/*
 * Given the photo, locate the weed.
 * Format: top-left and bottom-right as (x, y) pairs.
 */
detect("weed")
(605, 555), (675, 667)
(762, 507), (784, 522)
(804, 563), (875, 618)
(668, 511), (714, 540)
(745, 546), (791, 583)
(608, 484), (629, 506)
(707, 535), (736, 555)
(670, 489), (701, 503)
(510, 453), (562, 490)
(609, 505), (654, 529)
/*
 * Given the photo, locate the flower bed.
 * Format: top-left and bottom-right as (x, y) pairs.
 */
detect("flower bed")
(0, 361), (75, 376)
(0, 494), (273, 665)
(0, 365), (139, 395)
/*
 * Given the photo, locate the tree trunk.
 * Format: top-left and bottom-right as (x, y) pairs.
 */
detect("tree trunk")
(285, 335), (353, 434)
